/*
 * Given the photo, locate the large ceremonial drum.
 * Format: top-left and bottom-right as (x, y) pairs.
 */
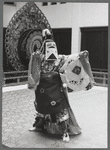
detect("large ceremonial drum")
(34, 72), (69, 114)
(5, 2), (53, 70)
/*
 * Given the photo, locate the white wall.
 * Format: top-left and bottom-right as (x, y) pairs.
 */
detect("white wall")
(3, 2), (72, 28)
(80, 3), (108, 27)
(71, 3), (82, 53)
(36, 3), (72, 28)
(3, 2), (108, 54)
(3, 2), (26, 27)
(3, 4), (17, 27)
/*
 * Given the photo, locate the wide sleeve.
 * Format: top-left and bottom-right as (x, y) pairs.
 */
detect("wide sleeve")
(59, 51), (94, 92)
(28, 52), (41, 90)
(79, 51), (94, 82)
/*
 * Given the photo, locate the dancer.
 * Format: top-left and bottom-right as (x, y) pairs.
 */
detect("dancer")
(28, 28), (94, 142)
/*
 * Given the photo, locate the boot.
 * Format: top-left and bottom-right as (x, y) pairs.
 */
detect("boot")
(29, 116), (44, 131)
(62, 132), (70, 142)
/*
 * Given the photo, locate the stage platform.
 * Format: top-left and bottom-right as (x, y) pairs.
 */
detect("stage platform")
(2, 85), (108, 148)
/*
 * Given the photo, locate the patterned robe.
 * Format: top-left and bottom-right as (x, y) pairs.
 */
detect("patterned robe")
(28, 50), (94, 135)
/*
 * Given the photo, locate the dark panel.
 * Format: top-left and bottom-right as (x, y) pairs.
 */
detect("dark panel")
(81, 27), (108, 71)
(52, 28), (71, 55)
(4, 2), (15, 5)
(42, 2), (48, 6)
(51, 2), (57, 5)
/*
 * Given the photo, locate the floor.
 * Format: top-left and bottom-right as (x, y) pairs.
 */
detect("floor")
(2, 85), (108, 148)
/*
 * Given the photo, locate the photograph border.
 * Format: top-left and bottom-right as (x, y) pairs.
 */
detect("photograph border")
(1, 0), (109, 149)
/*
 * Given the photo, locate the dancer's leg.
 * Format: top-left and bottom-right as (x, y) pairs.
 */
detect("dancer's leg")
(60, 121), (70, 142)
(29, 113), (45, 131)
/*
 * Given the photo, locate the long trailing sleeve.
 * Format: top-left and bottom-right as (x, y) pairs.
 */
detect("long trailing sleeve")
(28, 52), (41, 90)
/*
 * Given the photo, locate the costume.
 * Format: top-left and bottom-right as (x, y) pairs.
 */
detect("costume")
(4, 1), (94, 142)
(28, 29), (94, 142)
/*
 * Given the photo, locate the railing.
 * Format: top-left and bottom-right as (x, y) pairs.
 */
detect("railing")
(3, 70), (28, 87)
(92, 71), (108, 87)
(3, 70), (108, 87)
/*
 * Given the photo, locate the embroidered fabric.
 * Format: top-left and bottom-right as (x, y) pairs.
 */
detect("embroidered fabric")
(31, 54), (81, 134)
(34, 107), (81, 135)
(29, 51), (93, 135)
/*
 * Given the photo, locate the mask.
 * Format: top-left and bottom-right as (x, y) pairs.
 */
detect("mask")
(45, 41), (58, 61)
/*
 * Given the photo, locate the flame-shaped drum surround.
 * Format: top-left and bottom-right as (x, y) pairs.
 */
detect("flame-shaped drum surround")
(5, 2), (53, 70)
